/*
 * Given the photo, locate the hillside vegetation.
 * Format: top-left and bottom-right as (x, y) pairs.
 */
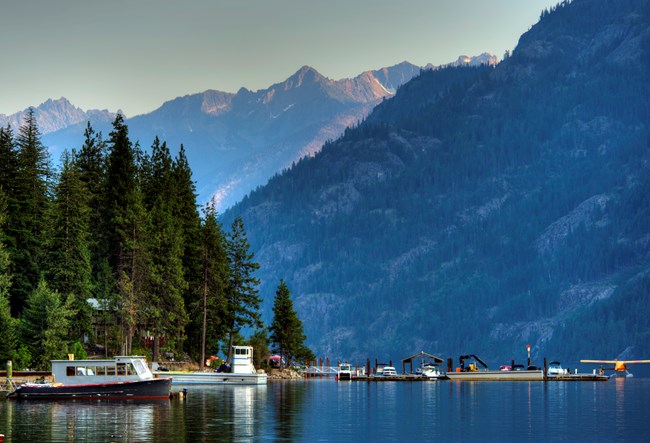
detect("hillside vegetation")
(225, 0), (650, 365)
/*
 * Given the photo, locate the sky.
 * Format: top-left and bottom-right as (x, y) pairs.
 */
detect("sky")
(1, 0), (559, 117)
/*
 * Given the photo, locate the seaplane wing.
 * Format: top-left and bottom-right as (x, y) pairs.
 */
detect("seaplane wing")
(581, 359), (650, 364)
(580, 360), (617, 364)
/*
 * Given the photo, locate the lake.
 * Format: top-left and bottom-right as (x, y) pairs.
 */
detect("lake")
(0, 377), (648, 442)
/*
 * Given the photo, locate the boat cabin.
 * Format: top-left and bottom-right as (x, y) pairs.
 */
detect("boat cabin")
(232, 346), (257, 374)
(51, 356), (154, 385)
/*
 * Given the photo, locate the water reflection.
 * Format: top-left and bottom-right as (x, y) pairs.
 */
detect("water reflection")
(270, 381), (306, 441)
(178, 384), (268, 442)
(1, 379), (648, 441)
(2, 399), (169, 442)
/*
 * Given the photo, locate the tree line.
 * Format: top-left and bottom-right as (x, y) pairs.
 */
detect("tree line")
(0, 110), (312, 370)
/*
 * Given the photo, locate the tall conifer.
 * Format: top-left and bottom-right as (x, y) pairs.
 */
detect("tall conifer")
(104, 114), (149, 354)
(196, 203), (229, 369)
(269, 279), (312, 367)
(9, 109), (52, 314)
(74, 122), (107, 272)
(144, 137), (187, 360)
(225, 216), (261, 362)
(0, 189), (17, 362)
(46, 152), (93, 343)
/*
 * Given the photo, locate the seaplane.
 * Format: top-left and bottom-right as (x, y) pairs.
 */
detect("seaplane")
(580, 358), (650, 378)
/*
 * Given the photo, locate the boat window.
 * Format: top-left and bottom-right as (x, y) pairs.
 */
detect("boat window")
(106, 366), (116, 376)
(66, 366), (76, 376)
(117, 363), (127, 375)
(75, 367), (95, 376)
(95, 366), (106, 376)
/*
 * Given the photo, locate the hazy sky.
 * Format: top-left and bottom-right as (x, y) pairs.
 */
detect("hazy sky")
(1, 0), (558, 117)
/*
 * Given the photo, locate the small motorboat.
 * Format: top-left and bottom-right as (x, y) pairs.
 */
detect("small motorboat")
(338, 363), (353, 381)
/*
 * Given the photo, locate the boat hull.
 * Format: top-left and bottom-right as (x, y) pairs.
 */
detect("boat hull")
(446, 370), (545, 381)
(157, 371), (267, 385)
(7, 377), (172, 400)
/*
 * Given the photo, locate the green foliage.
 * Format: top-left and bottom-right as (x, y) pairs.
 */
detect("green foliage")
(6, 109), (52, 314)
(248, 328), (271, 369)
(190, 203), (229, 367)
(20, 280), (72, 370)
(269, 280), (312, 366)
(1, 114), (266, 366)
(14, 345), (32, 371)
(225, 216), (262, 360)
(46, 152), (94, 341)
(70, 341), (88, 360)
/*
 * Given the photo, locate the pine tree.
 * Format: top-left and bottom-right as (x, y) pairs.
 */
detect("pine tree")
(143, 137), (187, 361)
(269, 279), (312, 367)
(46, 151), (94, 343)
(225, 216), (261, 362)
(0, 125), (18, 197)
(74, 122), (107, 273)
(0, 189), (17, 362)
(196, 203), (229, 369)
(8, 108), (52, 314)
(104, 114), (150, 354)
(173, 145), (203, 354)
(20, 279), (72, 370)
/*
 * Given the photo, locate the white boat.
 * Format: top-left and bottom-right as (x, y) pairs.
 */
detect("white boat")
(154, 346), (267, 385)
(382, 366), (397, 376)
(546, 361), (566, 376)
(8, 355), (172, 400)
(417, 363), (445, 379)
(338, 363), (353, 381)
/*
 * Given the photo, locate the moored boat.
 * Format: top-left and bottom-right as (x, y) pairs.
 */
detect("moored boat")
(417, 362), (445, 379)
(154, 346), (267, 385)
(7, 355), (172, 400)
(446, 354), (545, 381)
(337, 363), (353, 381)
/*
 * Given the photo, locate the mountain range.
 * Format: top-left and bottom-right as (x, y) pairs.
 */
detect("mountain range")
(222, 0), (650, 366)
(1, 54), (496, 211)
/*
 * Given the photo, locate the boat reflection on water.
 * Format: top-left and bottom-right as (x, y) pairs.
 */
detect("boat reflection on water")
(177, 384), (270, 442)
(2, 397), (171, 442)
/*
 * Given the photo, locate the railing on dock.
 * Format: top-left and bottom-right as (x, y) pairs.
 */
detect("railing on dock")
(303, 358), (366, 378)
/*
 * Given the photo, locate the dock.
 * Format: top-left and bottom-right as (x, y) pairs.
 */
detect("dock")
(347, 374), (448, 382)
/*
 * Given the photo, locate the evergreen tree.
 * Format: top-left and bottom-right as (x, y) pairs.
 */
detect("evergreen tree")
(20, 279), (72, 370)
(225, 216), (261, 362)
(104, 114), (150, 354)
(8, 108), (52, 314)
(143, 137), (188, 360)
(46, 152), (93, 343)
(195, 203), (229, 369)
(269, 279), (312, 367)
(0, 189), (17, 362)
(0, 125), (18, 197)
(74, 122), (107, 273)
(173, 145), (203, 354)
(248, 328), (270, 370)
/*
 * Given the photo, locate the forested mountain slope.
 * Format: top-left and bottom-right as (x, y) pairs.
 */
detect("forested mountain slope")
(225, 0), (650, 365)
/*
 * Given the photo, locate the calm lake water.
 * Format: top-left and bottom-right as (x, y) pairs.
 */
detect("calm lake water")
(1, 377), (649, 442)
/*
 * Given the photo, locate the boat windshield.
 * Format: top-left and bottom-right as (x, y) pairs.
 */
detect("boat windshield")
(132, 359), (149, 376)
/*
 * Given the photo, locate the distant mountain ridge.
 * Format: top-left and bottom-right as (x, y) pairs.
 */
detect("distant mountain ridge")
(0, 98), (115, 135)
(13, 56), (492, 209)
